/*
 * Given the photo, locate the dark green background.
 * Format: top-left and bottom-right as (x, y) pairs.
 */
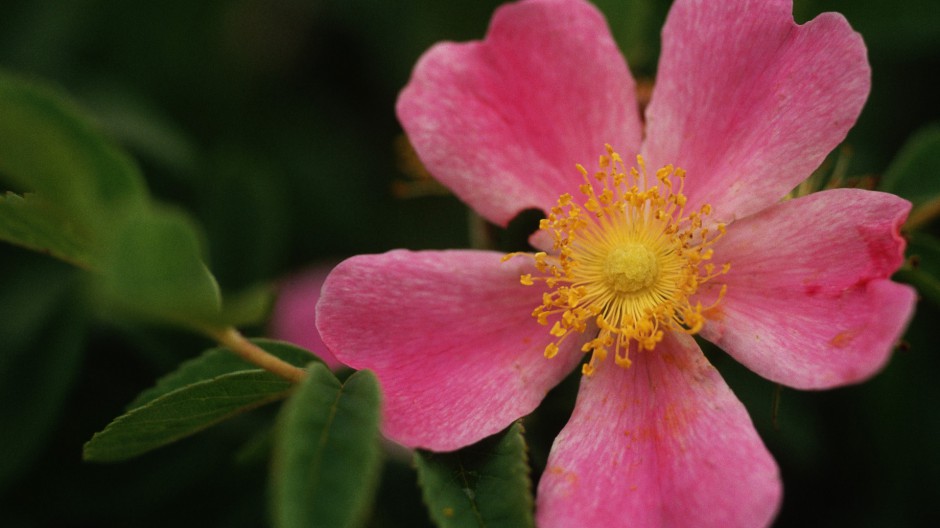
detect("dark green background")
(0, 0), (938, 526)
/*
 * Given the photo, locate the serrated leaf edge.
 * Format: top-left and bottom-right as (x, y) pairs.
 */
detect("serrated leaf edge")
(126, 338), (320, 410)
(84, 369), (294, 462)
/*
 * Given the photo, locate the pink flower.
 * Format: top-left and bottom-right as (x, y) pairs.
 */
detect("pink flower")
(270, 264), (345, 370)
(316, 0), (916, 526)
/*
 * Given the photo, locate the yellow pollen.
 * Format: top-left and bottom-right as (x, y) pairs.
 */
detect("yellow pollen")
(604, 244), (658, 293)
(504, 144), (729, 376)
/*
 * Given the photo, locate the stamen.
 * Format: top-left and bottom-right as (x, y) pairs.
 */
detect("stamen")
(505, 145), (729, 375)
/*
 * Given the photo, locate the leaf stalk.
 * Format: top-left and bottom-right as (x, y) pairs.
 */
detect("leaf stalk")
(205, 326), (308, 383)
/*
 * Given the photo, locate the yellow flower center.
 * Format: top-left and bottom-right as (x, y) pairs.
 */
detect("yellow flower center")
(604, 244), (658, 293)
(505, 145), (729, 376)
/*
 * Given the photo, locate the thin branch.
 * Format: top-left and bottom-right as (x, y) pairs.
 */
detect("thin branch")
(206, 326), (307, 383)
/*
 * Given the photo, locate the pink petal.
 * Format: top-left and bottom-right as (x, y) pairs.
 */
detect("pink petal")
(269, 263), (344, 370)
(397, 0), (642, 227)
(700, 189), (916, 389)
(642, 0), (870, 222)
(536, 332), (781, 528)
(316, 249), (583, 451)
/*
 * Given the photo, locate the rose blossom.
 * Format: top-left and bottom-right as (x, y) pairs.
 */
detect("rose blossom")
(316, 0), (916, 525)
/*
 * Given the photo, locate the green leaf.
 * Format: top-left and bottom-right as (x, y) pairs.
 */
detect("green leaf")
(83, 369), (294, 462)
(0, 74), (238, 329)
(0, 72), (148, 233)
(271, 365), (382, 528)
(879, 124), (940, 227)
(415, 422), (534, 528)
(897, 231), (940, 307)
(96, 207), (222, 325)
(127, 339), (318, 410)
(0, 191), (95, 268)
(94, 205), (272, 328)
(81, 81), (198, 176)
(208, 282), (276, 327)
(0, 73), (150, 268)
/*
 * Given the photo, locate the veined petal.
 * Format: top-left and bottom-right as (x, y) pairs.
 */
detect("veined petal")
(315, 249), (582, 451)
(397, 0), (642, 227)
(643, 0), (870, 222)
(536, 332), (781, 528)
(700, 189), (916, 389)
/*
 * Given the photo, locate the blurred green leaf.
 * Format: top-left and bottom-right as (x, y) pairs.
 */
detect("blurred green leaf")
(271, 365), (382, 528)
(415, 422), (534, 528)
(127, 339), (317, 410)
(83, 370), (294, 462)
(896, 231), (940, 307)
(879, 124), (940, 228)
(0, 73), (234, 330)
(0, 191), (94, 268)
(81, 80), (199, 176)
(210, 282), (276, 327)
(96, 207), (222, 325)
(0, 71), (148, 233)
(0, 255), (85, 490)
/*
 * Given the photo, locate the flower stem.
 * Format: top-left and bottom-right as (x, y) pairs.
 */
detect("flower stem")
(205, 326), (307, 383)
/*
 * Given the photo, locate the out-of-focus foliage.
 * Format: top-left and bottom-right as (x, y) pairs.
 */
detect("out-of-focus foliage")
(881, 125), (940, 308)
(896, 232), (940, 307)
(880, 125), (940, 229)
(0, 0), (937, 527)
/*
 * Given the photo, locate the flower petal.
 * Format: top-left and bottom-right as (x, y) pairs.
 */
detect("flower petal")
(316, 249), (583, 451)
(397, 0), (642, 226)
(642, 0), (870, 222)
(700, 189), (916, 389)
(536, 332), (781, 528)
(269, 263), (344, 370)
